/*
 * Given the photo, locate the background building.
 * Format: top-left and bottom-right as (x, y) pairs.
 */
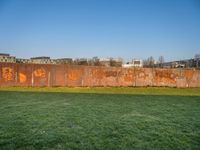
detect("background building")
(73, 58), (88, 65)
(132, 59), (143, 67)
(110, 58), (123, 67)
(16, 58), (31, 64)
(99, 58), (111, 67)
(0, 53), (16, 63)
(55, 58), (73, 64)
(123, 59), (143, 68)
(30, 56), (55, 64)
(0, 53), (199, 68)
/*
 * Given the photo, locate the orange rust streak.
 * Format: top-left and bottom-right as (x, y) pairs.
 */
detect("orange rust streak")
(67, 70), (82, 81)
(155, 70), (177, 84)
(34, 68), (46, 77)
(19, 73), (27, 83)
(2, 67), (13, 81)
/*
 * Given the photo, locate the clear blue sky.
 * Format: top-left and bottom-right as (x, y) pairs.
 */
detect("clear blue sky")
(0, 0), (200, 62)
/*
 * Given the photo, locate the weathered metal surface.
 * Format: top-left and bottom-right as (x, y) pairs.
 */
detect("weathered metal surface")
(118, 68), (135, 86)
(0, 63), (200, 87)
(65, 65), (84, 86)
(16, 63), (33, 86)
(184, 69), (200, 87)
(0, 63), (16, 86)
(32, 64), (51, 86)
(153, 68), (179, 87)
(52, 65), (66, 86)
(135, 68), (153, 86)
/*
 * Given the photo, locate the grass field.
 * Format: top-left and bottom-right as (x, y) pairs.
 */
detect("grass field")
(0, 87), (200, 149)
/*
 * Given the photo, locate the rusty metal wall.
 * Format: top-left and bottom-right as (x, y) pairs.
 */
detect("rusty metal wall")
(0, 63), (16, 86)
(0, 63), (200, 87)
(16, 63), (33, 86)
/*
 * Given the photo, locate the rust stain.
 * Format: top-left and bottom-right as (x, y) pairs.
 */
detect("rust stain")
(105, 71), (117, 77)
(124, 74), (133, 81)
(184, 70), (193, 79)
(155, 70), (177, 84)
(138, 72), (146, 78)
(183, 70), (194, 86)
(0, 63), (200, 87)
(19, 73), (27, 83)
(2, 67), (13, 81)
(123, 69), (134, 82)
(34, 68), (46, 77)
(91, 69), (104, 79)
(67, 69), (82, 81)
(92, 69), (118, 78)
(135, 70), (148, 79)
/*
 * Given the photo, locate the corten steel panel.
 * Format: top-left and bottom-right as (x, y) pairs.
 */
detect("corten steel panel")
(118, 68), (135, 86)
(176, 69), (190, 88)
(0, 63), (16, 86)
(16, 63), (33, 86)
(153, 68), (180, 87)
(184, 69), (200, 87)
(1, 62), (200, 87)
(83, 66), (122, 87)
(90, 66), (105, 86)
(135, 68), (154, 86)
(65, 65), (84, 86)
(81, 66), (92, 86)
(91, 67), (118, 86)
(103, 67), (121, 86)
(32, 64), (51, 86)
(51, 64), (66, 86)
(80, 66), (101, 87)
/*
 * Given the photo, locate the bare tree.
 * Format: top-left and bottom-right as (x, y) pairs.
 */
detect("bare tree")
(110, 57), (123, 67)
(194, 54), (200, 68)
(143, 56), (155, 68)
(158, 56), (165, 68)
(148, 56), (155, 68)
(92, 56), (100, 66)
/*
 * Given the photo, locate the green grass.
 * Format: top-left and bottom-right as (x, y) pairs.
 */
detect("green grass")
(0, 86), (200, 96)
(0, 88), (200, 149)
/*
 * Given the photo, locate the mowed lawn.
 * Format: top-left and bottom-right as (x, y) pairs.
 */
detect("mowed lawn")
(0, 88), (200, 149)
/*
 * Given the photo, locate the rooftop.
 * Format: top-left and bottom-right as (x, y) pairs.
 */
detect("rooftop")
(30, 56), (50, 59)
(0, 53), (10, 56)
